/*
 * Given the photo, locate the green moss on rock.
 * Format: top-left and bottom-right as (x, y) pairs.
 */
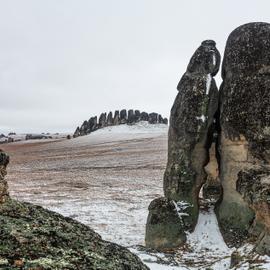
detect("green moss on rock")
(0, 198), (149, 270)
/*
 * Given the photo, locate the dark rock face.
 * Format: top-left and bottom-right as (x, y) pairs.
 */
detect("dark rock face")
(107, 111), (113, 126)
(134, 110), (140, 122)
(0, 150), (9, 203)
(187, 40), (220, 76)
(89, 116), (98, 132)
(164, 40), (220, 210)
(148, 113), (158, 124)
(145, 40), (220, 250)
(236, 167), (270, 255)
(158, 114), (163, 124)
(140, 112), (149, 121)
(80, 120), (89, 136)
(145, 197), (186, 250)
(163, 118), (168, 125)
(120, 109), (127, 124)
(73, 127), (80, 138)
(216, 22), (270, 247)
(113, 110), (120, 125)
(99, 113), (107, 128)
(128, 109), (136, 124)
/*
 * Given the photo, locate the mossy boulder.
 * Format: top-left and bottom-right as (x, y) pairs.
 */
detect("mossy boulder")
(145, 197), (186, 250)
(0, 198), (149, 270)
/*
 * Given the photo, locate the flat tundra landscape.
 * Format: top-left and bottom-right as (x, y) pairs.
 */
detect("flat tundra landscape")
(2, 123), (167, 247)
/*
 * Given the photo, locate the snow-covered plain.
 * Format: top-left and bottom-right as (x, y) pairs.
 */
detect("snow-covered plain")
(2, 122), (269, 270)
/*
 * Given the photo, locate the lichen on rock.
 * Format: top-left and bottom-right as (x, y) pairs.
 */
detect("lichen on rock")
(216, 22), (270, 249)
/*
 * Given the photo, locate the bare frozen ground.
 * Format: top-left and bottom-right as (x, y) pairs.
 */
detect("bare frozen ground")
(3, 122), (167, 246)
(2, 122), (269, 270)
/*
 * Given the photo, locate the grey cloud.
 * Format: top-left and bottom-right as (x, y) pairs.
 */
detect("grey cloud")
(0, 0), (269, 133)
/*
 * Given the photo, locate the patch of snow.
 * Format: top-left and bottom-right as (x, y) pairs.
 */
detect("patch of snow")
(196, 115), (206, 123)
(205, 74), (212, 95)
(173, 200), (191, 219)
(213, 53), (216, 66)
(61, 121), (168, 148)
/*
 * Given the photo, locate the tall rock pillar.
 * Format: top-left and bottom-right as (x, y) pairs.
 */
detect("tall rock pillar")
(145, 40), (220, 250)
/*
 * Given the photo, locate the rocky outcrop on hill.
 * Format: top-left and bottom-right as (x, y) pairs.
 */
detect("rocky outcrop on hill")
(74, 110), (168, 138)
(0, 149), (149, 269)
(216, 22), (270, 248)
(145, 40), (220, 250)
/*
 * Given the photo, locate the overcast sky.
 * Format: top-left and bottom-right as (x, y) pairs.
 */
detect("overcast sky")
(0, 0), (269, 134)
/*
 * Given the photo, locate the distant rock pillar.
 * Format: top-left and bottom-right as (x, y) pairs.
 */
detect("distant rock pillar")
(140, 112), (149, 121)
(134, 110), (141, 122)
(113, 110), (120, 125)
(148, 113), (158, 124)
(106, 112), (113, 126)
(127, 109), (136, 124)
(145, 40), (220, 250)
(0, 150), (9, 203)
(98, 113), (107, 128)
(120, 109), (127, 124)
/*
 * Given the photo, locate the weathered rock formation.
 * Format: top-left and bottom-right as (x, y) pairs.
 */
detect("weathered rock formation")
(74, 109), (168, 138)
(99, 112), (107, 128)
(145, 198), (186, 249)
(216, 22), (270, 249)
(145, 40), (220, 250)
(107, 111), (113, 126)
(120, 109), (127, 124)
(0, 149), (149, 269)
(0, 150), (9, 203)
(236, 167), (270, 254)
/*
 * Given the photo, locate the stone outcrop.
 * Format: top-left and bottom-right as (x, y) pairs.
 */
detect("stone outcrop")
(128, 109), (136, 124)
(145, 198), (186, 250)
(107, 111), (113, 126)
(74, 110), (168, 138)
(0, 150), (148, 269)
(216, 22), (270, 248)
(148, 113), (158, 124)
(236, 167), (270, 254)
(120, 109), (127, 124)
(99, 112), (107, 128)
(0, 150), (9, 203)
(145, 40), (220, 250)
(140, 112), (149, 121)
(113, 110), (120, 125)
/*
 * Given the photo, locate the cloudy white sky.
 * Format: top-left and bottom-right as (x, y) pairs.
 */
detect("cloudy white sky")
(0, 0), (269, 133)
